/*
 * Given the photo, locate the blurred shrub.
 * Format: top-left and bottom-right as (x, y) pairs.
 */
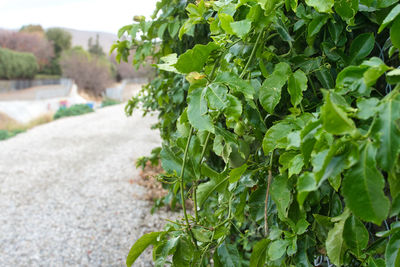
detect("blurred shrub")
(0, 129), (25, 141)
(0, 29), (54, 69)
(0, 48), (38, 79)
(101, 98), (120, 107)
(53, 104), (94, 119)
(60, 47), (113, 96)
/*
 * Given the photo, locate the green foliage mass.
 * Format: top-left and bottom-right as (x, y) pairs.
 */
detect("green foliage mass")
(115, 0), (400, 266)
(0, 48), (38, 79)
(53, 104), (93, 120)
(46, 28), (72, 57)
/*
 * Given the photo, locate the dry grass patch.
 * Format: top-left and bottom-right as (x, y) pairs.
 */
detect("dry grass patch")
(0, 112), (54, 140)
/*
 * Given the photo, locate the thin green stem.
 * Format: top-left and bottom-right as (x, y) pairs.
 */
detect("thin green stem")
(193, 131), (212, 223)
(193, 181), (199, 223)
(299, 102), (305, 113)
(240, 29), (264, 79)
(180, 126), (198, 248)
(265, 150), (274, 236)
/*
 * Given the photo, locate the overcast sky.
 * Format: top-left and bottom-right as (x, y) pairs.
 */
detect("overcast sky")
(0, 0), (159, 33)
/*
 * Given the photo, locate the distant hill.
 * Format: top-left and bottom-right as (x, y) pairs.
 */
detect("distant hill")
(61, 28), (118, 53)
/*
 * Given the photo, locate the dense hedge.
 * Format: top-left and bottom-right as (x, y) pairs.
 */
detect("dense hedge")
(115, 0), (400, 266)
(0, 48), (38, 79)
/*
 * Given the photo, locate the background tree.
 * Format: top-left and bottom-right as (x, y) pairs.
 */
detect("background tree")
(42, 28), (72, 75)
(19, 24), (45, 35)
(46, 28), (72, 57)
(88, 34), (104, 56)
(60, 47), (112, 96)
(0, 30), (53, 70)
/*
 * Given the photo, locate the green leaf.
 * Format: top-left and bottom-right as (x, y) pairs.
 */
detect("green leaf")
(179, 19), (196, 39)
(279, 151), (297, 172)
(126, 231), (164, 267)
(214, 72), (255, 99)
(192, 227), (212, 242)
(356, 97), (380, 120)
(349, 33), (375, 63)
(362, 57), (390, 86)
(268, 239), (289, 261)
(374, 96), (400, 171)
(225, 95), (242, 121)
(187, 87), (214, 133)
(297, 172), (317, 207)
(385, 231), (400, 266)
(197, 167), (228, 207)
(154, 236), (180, 267)
(230, 19), (252, 37)
(288, 154), (304, 177)
(271, 174), (291, 219)
(285, 0), (298, 12)
(259, 62), (291, 113)
(321, 91), (356, 135)
(334, 0), (358, 25)
(217, 242), (242, 267)
(305, 0), (334, 13)
(343, 215), (369, 257)
(118, 25), (132, 38)
(259, 75), (284, 113)
(263, 122), (294, 154)
(168, 20), (180, 38)
(342, 143), (390, 225)
(387, 69), (400, 84)
(173, 237), (193, 267)
(368, 257), (386, 267)
(129, 24), (140, 38)
(288, 69), (308, 107)
(378, 0), (399, 8)
(326, 210), (350, 266)
(157, 23), (168, 39)
(274, 19), (294, 43)
(219, 13), (234, 35)
(391, 16), (400, 49)
(229, 164), (248, 183)
(157, 53), (179, 73)
(335, 65), (369, 96)
(378, 4), (400, 33)
(161, 146), (194, 181)
(250, 239), (269, 267)
(316, 68), (335, 89)
(307, 14), (329, 37)
(205, 84), (228, 110)
(175, 42), (219, 73)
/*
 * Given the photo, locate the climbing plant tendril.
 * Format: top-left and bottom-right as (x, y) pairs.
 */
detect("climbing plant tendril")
(114, 0), (400, 266)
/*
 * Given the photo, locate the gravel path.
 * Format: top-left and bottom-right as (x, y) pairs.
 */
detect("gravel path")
(0, 104), (175, 266)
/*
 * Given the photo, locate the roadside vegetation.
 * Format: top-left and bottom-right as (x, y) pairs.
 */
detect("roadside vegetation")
(53, 104), (94, 120)
(101, 98), (120, 107)
(115, 0), (400, 266)
(0, 112), (53, 141)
